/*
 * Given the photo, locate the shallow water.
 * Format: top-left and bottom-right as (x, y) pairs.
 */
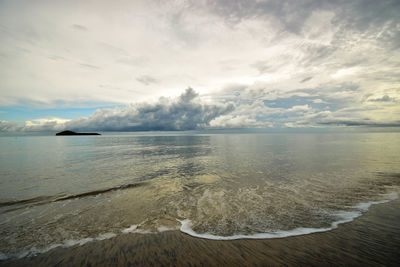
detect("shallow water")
(0, 132), (399, 259)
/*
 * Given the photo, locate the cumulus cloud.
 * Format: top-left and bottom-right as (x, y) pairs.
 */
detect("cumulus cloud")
(66, 88), (235, 131)
(367, 95), (397, 102)
(25, 118), (71, 131)
(0, 89), (235, 132)
(0, 0), (399, 129)
(0, 118), (71, 132)
(287, 105), (312, 113)
(209, 115), (268, 129)
(0, 120), (19, 132)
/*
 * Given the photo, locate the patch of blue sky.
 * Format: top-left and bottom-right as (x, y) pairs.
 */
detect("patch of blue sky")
(267, 113), (292, 120)
(263, 96), (334, 111)
(0, 106), (117, 123)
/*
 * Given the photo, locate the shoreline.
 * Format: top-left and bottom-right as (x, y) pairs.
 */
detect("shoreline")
(2, 195), (400, 266)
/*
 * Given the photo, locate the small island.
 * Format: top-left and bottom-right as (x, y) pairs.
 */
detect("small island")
(56, 130), (101, 136)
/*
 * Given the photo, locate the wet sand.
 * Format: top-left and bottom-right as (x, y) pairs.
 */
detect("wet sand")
(2, 197), (400, 266)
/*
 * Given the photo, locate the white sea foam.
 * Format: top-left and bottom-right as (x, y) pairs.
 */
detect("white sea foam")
(178, 219), (332, 240)
(354, 192), (398, 211)
(96, 232), (117, 240)
(178, 192), (399, 240)
(157, 225), (179, 232)
(121, 224), (178, 234)
(121, 224), (139, 233)
(1, 192), (397, 260)
(122, 226), (152, 234)
(0, 232), (117, 260)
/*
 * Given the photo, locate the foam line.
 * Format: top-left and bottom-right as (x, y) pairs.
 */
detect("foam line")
(0, 232), (117, 260)
(179, 192), (399, 240)
(1, 192), (397, 260)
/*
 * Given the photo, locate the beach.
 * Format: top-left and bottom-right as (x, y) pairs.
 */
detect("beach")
(1, 132), (399, 266)
(1, 0), (399, 265)
(3, 195), (399, 266)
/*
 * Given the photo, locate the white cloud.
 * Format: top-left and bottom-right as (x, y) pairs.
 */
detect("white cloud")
(0, 89), (235, 132)
(24, 118), (71, 131)
(0, 0), (399, 129)
(0, 120), (19, 132)
(331, 67), (362, 79)
(25, 118), (71, 127)
(209, 115), (267, 129)
(287, 105), (312, 113)
(312, 99), (327, 104)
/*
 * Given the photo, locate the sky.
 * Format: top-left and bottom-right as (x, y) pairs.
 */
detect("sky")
(0, 0), (399, 131)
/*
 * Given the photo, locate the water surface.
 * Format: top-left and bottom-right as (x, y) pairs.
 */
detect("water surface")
(0, 132), (399, 259)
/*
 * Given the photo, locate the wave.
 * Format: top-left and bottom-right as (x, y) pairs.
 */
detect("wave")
(54, 182), (147, 202)
(0, 196), (53, 208)
(0, 232), (117, 261)
(0, 192), (397, 261)
(178, 192), (399, 240)
(0, 182), (147, 212)
(0, 223), (178, 261)
(121, 224), (178, 234)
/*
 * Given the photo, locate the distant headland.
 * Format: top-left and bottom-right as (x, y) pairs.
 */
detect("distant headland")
(56, 130), (101, 136)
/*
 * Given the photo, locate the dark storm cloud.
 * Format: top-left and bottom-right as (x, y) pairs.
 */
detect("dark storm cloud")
(64, 88), (235, 131)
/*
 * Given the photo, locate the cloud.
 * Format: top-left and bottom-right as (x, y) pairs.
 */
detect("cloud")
(25, 118), (71, 131)
(1, 85), (400, 131)
(287, 105), (311, 113)
(0, 88), (235, 132)
(312, 99), (327, 104)
(318, 119), (400, 127)
(0, 0), (399, 129)
(136, 75), (158, 86)
(300, 77), (313, 83)
(209, 115), (267, 129)
(79, 63), (101, 70)
(71, 24), (87, 31)
(0, 118), (71, 132)
(69, 88), (234, 131)
(0, 120), (19, 131)
(368, 95), (397, 102)
(209, 80), (400, 129)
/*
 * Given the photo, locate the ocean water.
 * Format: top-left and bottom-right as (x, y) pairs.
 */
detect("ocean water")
(0, 131), (399, 259)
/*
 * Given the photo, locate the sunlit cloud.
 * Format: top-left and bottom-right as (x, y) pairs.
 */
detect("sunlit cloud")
(0, 0), (399, 130)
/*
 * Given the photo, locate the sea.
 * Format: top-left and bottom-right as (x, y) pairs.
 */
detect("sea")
(0, 130), (399, 260)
